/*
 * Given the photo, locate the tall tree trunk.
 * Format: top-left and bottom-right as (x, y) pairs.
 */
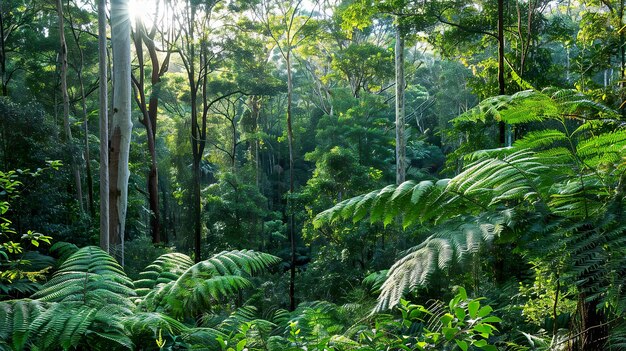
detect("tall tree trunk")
(98, 0), (109, 253)
(186, 6), (203, 263)
(286, 51), (296, 312)
(109, 0), (132, 265)
(0, 4), (7, 96)
(395, 25), (406, 185)
(132, 21), (163, 243)
(56, 0), (84, 213)
(192, 159), (201, 261)
(69, 5), (96, 218)
(498, 0), (507, 146)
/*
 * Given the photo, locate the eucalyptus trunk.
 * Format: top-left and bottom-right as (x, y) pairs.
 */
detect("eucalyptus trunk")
(395, 25), (406, 185)
(56, 0), (84, 213)
(98, 0), (109, 253)
(109, 0), (132, 265)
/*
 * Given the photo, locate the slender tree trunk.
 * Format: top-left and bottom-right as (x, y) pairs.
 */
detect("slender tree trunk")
(192, 158), (201, 261)
(187, 5), (203, 263)
(161, 179), (168, 243)
(132, 21), (162, 243)
(498, 0), (507, 146)
(98, 0), (109, 253)
(80, 68), (95, 217)
(618, 0), (626, 117)
(497, 0), (505, 95)
(286, 51), (296, 312)
(109, 0), (132, 265)
(0, 4), (7, 96)
(57, 0), (84, 213)
(69, 7), (96, 218)
(395, 25), (406, 185)
(250, 95), (261, 188)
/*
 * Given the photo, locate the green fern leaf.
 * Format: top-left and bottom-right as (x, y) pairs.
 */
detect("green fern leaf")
(141, 250), (279, 319)
(375, 215), (505, 312)
(32, 246), (135, 308)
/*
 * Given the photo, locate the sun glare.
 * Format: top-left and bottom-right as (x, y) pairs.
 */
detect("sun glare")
(127, 0), (157, 28)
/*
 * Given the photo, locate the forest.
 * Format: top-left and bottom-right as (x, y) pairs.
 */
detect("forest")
(1, 0), (626, 349)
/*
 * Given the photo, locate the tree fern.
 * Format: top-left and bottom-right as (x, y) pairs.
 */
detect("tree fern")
(25, 302), (133, 350)
(133, 252), (194, 302)
(32, 246), (135, 308)
(316, 87), (626, 327)
(49, 241), (79, 267)
(0, 299), (46, 351)
(137, 250), (280, 318)
(374, 214), (506, 311)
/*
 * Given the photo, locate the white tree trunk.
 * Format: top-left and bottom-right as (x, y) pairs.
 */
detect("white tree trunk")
(98, 0), (109, 253)
(395, 26), (406, 185)
(109, 0), (132, 265)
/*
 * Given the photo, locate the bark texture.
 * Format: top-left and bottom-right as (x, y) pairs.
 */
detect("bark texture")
(98, 0), (109, 253)
(57, 0), (84, 213)
(395, 26), (406, 185)
(109, 0), (132, 265)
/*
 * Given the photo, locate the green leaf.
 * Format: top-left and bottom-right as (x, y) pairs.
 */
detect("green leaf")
(454, 307), (466, 321)
(455, 339), (469, 351)
(468, 300), (480, 319)
(473, 339), (488, 347)
(477, 305), (493, 318)
(480, 316), (502, 323)
(440, 313), (454, 327)
(442, 327), (457, 340)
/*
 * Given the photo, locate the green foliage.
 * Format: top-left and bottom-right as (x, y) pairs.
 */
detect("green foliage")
(261, 288), (500, 350)
(204, 171), (269, 251)
(0, 165), (60, 299)
(0, 245), (280, 350)
(135, 250), (280, 319)
(32, 246), (135, 307)
(315, 86), (626, 348)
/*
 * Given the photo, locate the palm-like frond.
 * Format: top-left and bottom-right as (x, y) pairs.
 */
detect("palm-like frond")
(138, 250), (280, 318)
(317, 88), (626, 315)
(317, 151), (545, 229)
(32, 246), (135, 308)
(28, 302), (133, 350)
(375, 214), (506, 311)
(0, 299), (46, 351)
(133, 252), (194, 302)
(49, 241), (79, 266)
(454, 90), (559, 125)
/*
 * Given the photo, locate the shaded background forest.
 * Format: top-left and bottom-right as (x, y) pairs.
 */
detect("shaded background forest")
(2, 0), (626, 349)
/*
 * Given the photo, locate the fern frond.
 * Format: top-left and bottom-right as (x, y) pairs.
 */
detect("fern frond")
(217, 305), (261, 332)
(374, 215), (505, 312)
(455, 90), (558, 126)
(133, 252), (194, 302)
(362, 270), (388, 295)
(124, 311), (188, 336)
(49, 242), (79, 266)
(141, 250), (280, 318)
(575, 130), (626, 164)
(32, 247), (135, 308)
(0, 299), (46, 351)
(513, 129), (568, 150)
(181, 327), (226, 350)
